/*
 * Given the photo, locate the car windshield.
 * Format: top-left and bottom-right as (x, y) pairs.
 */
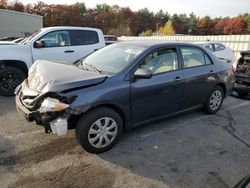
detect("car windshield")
(79, 43), (146, 74)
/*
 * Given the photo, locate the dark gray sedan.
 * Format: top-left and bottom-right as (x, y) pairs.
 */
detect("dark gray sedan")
(15, 41), (234, 153)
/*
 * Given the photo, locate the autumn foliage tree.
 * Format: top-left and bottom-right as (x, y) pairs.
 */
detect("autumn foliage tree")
(0, 0), (249, 35)
(224, 17), (246, 34)
(0, 0), (7, 9)
(157, 20), (175, 35)
(144, 29), (153, 36)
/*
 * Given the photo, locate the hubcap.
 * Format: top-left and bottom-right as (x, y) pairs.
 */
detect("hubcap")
(0, 71), (22, 92)
(88, 117), (118, 148)
(209, 90), (222, 111)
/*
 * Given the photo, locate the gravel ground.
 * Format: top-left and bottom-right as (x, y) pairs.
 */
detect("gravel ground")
(0, 95), (249, 188)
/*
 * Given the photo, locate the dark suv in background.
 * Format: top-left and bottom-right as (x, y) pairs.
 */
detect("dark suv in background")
(233, 50), (250, 97)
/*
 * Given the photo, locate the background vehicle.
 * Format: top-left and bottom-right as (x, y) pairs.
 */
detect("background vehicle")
(104, 35), (118, 45)
(16, 41), (234, 153)
(233, 50), (250, 97)
(0, 26), (105, 96)
(0, 37), (20, 41)
(195, 42), (234, 62)
(0, 37), (23, 45)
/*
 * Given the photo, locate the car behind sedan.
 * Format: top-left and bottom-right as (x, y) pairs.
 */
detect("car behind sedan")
(15, 41), (234, 153)
(195, 42), (234, 62)
(233, 50), (250, 97)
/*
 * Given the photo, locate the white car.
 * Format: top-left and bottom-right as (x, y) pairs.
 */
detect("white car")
(195, 42), (234, 62)
(0, 38), (23, 45)
(0, 27), (106, 95)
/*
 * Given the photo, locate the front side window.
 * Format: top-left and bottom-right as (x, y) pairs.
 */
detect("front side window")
(39, 31), (71, 47)
(138, 48), (178, 74)
(181, 47), (211, 68)
(203, 44), (213, 52)
(76, 30), (99, 45)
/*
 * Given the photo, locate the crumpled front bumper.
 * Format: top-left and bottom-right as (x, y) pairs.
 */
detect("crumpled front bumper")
(15, 92), (69, 136)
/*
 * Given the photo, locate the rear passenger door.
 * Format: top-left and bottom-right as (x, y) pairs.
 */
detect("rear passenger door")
(71, 30), (104, 61)
(179, 46), (218, 109)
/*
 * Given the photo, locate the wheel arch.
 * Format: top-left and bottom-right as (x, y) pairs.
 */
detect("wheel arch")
(217, 82), (226, 98)
(0, 60), (29, 76)
(78, 103), (127, 131)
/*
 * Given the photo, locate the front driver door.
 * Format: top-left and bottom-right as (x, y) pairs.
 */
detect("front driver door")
(32, 30), (77, 63)
(130, 47), (184, 125)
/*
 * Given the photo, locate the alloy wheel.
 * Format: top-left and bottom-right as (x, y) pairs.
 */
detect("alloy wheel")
(0, 71), (22, 93)
(88, 117), (118, 148)
(209, 90), (222, 111)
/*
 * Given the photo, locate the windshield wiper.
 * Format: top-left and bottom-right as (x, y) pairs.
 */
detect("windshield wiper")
(84, 63), (102, 73)
(78, 63), (90, 71)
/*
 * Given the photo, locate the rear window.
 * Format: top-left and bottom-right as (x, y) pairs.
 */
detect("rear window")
(76, 30), (99, 45)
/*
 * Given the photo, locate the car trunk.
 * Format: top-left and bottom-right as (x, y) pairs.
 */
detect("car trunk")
(235, 51), (250, 84)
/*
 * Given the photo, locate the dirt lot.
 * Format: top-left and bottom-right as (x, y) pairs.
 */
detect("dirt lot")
(0, 95), (249, 188)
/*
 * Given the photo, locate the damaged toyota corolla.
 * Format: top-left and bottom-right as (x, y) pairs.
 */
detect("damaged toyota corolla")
(15, 41), (234, 153)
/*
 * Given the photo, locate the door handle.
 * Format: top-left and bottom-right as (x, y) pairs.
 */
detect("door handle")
(175, 76), (182, 82)
(64, 50), (74, 53)
(210, 70), (214, 73)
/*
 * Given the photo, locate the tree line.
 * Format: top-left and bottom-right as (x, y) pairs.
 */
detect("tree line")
(1, 0), (250, 36)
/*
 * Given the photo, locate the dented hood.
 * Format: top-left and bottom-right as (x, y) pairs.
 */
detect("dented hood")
(28, 60), (107, 93)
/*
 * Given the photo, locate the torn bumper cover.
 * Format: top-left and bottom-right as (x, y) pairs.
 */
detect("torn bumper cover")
(15, 83), (78, 135)
(16, 95), (69, 135)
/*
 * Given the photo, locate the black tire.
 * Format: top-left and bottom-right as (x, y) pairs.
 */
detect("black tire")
(76, 107), (123, 153)
(0, 67), (26, 96)
(204, 86), (224, 114)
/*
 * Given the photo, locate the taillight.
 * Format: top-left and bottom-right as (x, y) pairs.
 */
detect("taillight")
(232, 62), (237, 74)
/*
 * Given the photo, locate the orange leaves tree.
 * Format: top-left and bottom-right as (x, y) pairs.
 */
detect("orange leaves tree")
(0, 0), (249, 35)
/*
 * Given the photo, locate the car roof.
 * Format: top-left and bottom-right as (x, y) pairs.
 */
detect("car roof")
(193, 41), (224, 45)
(104, 35), (117, 37)
(41, 26), (102, 32)
(118, 40), (203, 48)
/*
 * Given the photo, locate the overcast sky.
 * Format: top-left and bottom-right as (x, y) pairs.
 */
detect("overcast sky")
(20, 0), (250, 18)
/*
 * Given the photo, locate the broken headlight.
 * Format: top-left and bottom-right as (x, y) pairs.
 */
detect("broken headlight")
(40, 98), (70, 113)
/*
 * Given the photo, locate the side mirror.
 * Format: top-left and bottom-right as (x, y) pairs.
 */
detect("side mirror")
(134, 68), (152, 79)
(34, 40), (45, 48)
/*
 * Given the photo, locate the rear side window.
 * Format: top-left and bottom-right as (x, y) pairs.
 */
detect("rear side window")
(214, 43), (225, 51)
(76, 30), (99, 45)
(181, 47), (212, 68)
